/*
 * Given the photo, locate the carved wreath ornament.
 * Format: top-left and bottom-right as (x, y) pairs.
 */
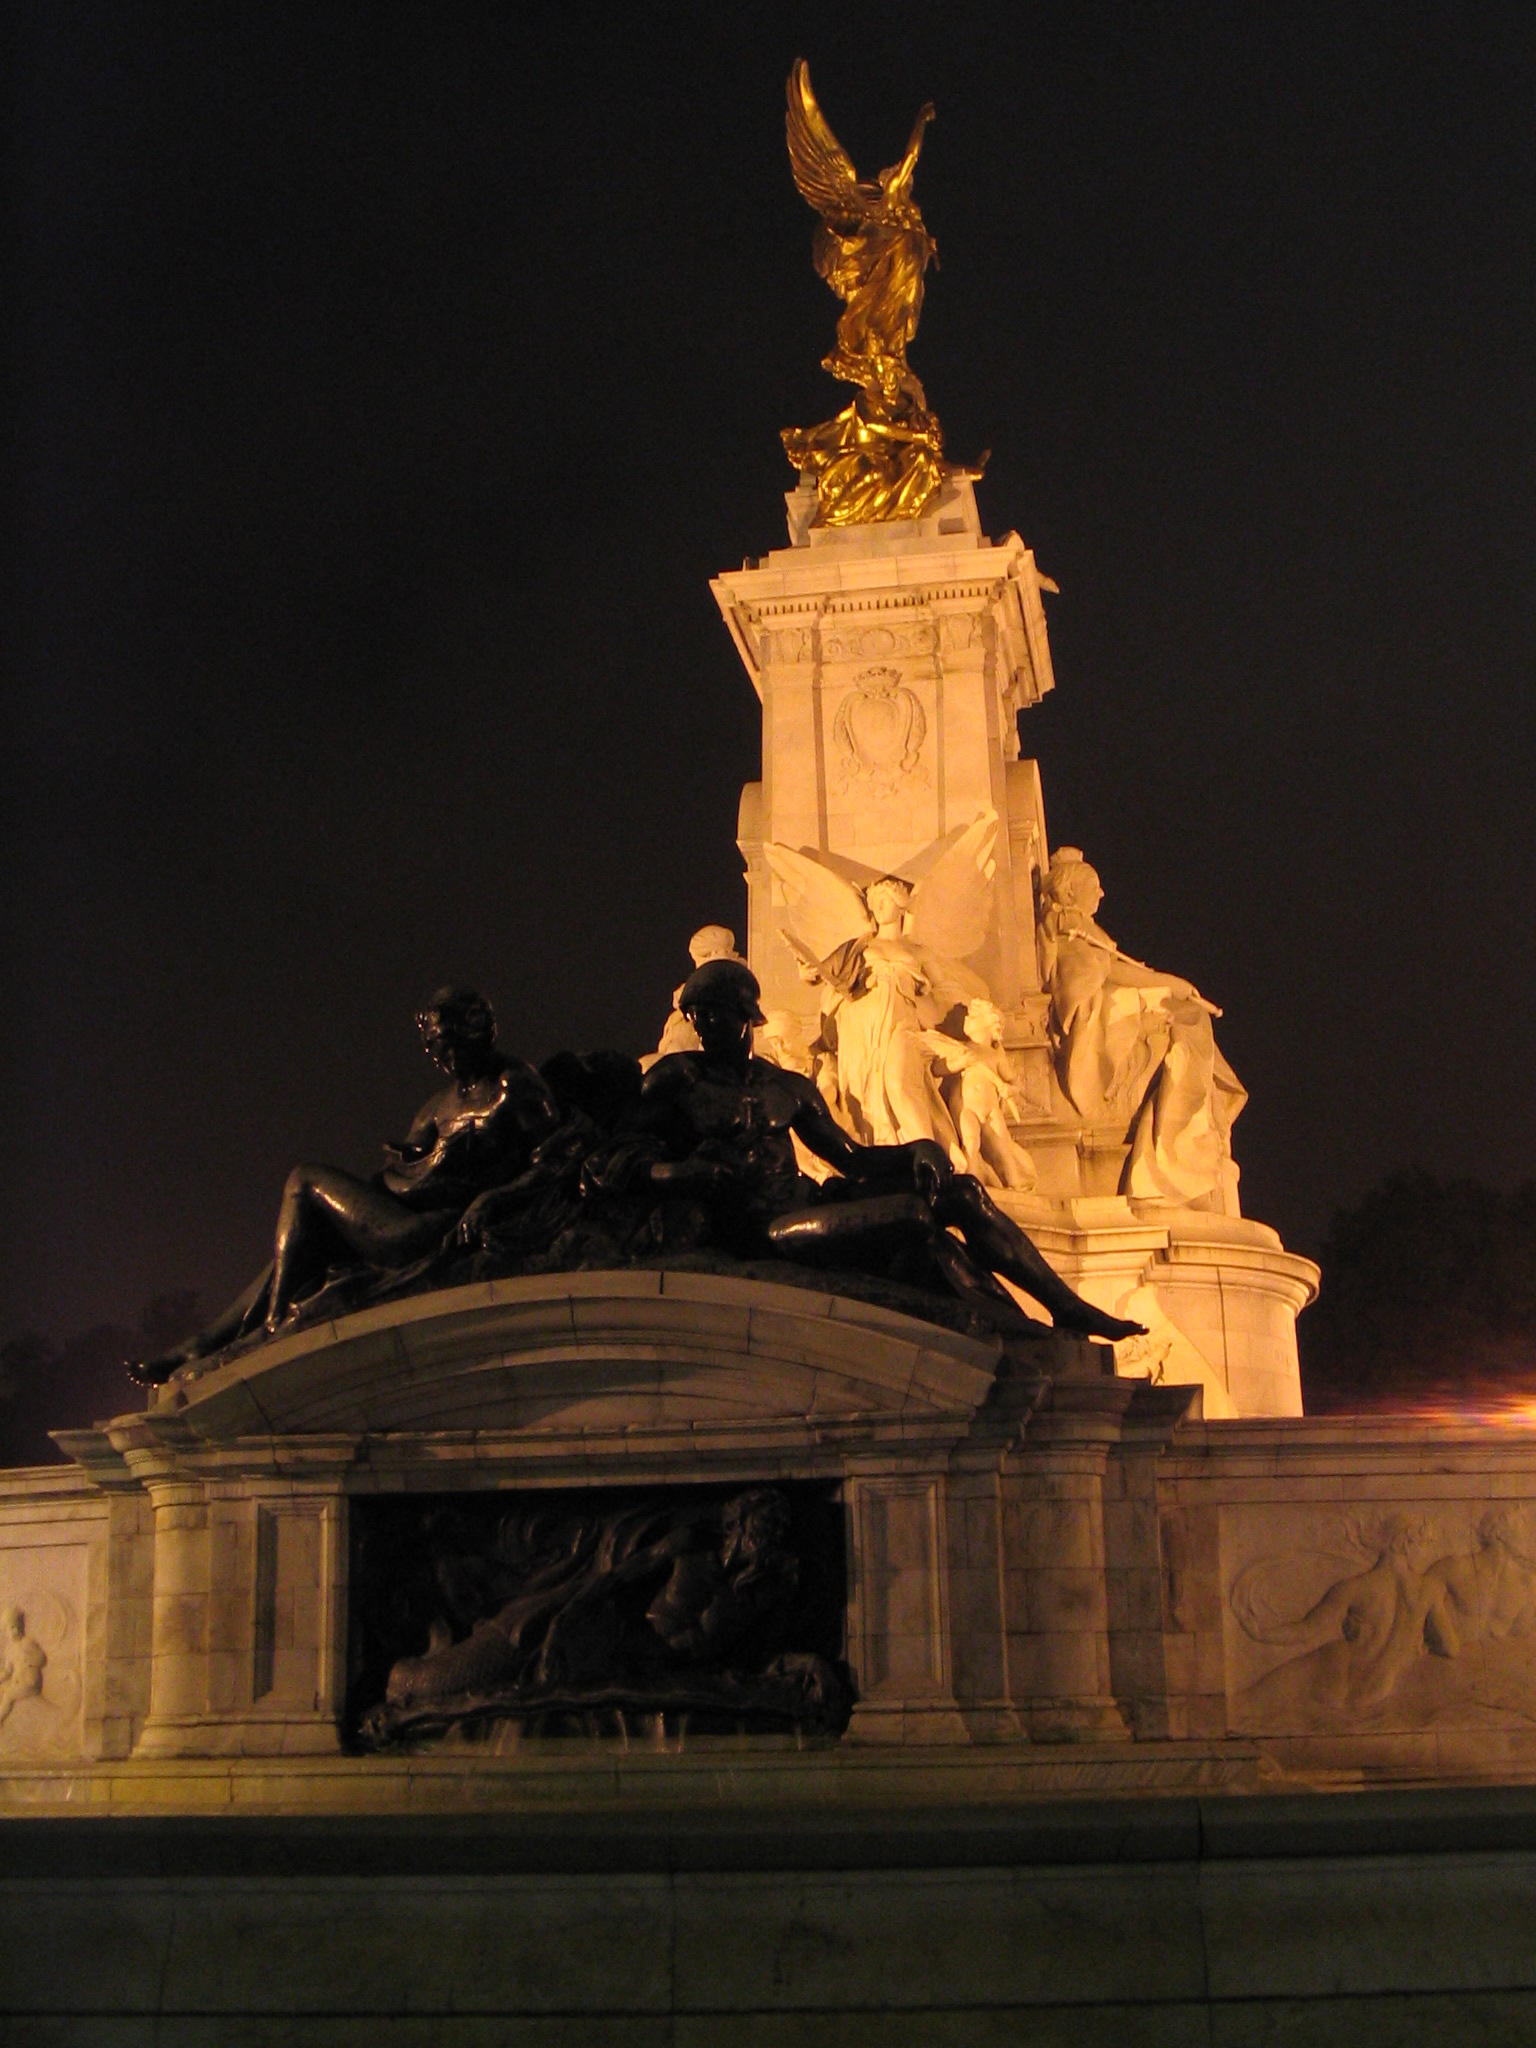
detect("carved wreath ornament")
(832, 665), (928, 796)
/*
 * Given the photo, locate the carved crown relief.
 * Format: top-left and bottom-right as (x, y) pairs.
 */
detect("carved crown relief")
(831, 665), (929, 796)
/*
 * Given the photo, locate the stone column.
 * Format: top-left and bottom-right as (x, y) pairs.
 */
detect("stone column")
(137, 1476), (211, 1757)
(122, 1434), (349, 1758)
(1102, 1383), (1203, 1739)
(1000, 1380), (1139, 1741)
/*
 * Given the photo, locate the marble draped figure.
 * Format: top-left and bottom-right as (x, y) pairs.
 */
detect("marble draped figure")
(1036, 848), (1247, 1205)
(131, 969), (1139, 1383)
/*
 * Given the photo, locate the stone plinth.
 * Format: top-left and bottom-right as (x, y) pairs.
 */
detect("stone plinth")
(0, 1272), (1530, 1781)
(714, 478), (1054, 1021)
(4, 1275), (1536, 2041)
(7, 1791), (1536, 2042)
(711, 481), (1318, 1417)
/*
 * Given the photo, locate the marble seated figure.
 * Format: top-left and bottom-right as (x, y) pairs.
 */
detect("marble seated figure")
(129, 987), (558, 1383)
(634, 959), (1139, 1343)
(1037, 848), (1248, 1209)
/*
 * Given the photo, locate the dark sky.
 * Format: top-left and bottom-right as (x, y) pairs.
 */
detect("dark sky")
(7, 3), (1535, 1348)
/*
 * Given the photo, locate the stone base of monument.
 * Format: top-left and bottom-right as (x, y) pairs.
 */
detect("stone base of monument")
(4, 1272), (1536, 2037)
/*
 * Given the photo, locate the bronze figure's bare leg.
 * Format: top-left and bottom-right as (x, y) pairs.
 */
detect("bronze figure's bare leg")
(931, 1178), (1141, 1340)
(267, 1167), (455, 1331)
(126, 1265), (275, 1385)
(922, 1228), (1045, 1324)
(766, 1189), (934, 1261)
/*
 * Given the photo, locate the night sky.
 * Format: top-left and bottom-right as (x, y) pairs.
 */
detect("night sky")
(8, 5), (1535, 1361)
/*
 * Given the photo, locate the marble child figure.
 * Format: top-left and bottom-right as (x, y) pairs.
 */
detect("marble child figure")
(640, 958), (1140, 1343)
(129, 988), (557, 1383)
(925, 999), (1038, 1192)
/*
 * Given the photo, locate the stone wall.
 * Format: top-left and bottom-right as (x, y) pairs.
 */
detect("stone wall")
(5, 1276), (1535, 1784)
(4, 1791), (1536, 2042)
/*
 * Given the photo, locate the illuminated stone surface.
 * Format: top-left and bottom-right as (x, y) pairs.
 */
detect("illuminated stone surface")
(1, 1276), (1534, 2037)
(712, 480), (1318, 1416)
(0, 1274), (1532, 1774)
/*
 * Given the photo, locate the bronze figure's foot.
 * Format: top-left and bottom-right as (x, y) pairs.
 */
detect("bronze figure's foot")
(1054, 1302), (1146, 1344)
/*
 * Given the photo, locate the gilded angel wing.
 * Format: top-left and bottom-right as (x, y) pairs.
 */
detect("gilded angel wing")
(764, 842), (875, 972)
(905, 811), (999, 963)
(786, 60), (879, 227)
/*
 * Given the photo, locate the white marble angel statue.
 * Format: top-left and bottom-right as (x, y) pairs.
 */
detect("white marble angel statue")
(764, 812), (998, 1162)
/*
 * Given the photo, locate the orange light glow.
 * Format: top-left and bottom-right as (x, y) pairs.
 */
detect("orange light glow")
(1309, 1386), (1536, 1430)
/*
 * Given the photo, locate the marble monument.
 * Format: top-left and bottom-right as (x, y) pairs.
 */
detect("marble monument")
(2, 59), (1533, 2048)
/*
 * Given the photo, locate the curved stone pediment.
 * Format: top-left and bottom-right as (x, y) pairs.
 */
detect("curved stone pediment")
(124, 1269), (1022, 1460)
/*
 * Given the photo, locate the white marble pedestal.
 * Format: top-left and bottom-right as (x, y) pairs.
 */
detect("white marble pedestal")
(711, 479), (1318, 1417)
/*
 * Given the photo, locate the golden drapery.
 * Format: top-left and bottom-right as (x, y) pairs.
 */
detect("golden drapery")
(781, 62), (979, 527)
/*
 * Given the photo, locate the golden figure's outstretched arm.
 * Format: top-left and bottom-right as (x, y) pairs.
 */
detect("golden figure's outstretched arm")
(879, 98), (936, 208)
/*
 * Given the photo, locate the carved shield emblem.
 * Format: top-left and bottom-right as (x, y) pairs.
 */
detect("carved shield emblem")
(832, 666), (928, 795)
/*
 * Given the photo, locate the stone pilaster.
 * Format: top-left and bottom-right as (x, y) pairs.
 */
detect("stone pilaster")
(998, 1378), (1139, 1741)
(138, 1476), (211, 1756)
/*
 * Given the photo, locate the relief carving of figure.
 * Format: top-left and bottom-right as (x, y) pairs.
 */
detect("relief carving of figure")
(1036, 847), (1247, 1209)
(0, 1606), (45, 1729)
(131, 988), (558, 1382)
(1230, 1509), (1536, 1730)
(766, 813), (999, 1164)
(1231, 1513), (1444, 1720)
(1423, 1508), (1536, 1658)
(360, 1486), (852, 1743)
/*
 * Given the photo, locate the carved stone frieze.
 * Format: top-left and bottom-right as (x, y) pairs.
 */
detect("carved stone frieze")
(1225, 1504), (1536, 1734)
(820, 619), (937, 664)
(0, 1556), (84, 1760)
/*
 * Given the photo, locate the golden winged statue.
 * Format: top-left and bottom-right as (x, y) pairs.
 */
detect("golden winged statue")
(782, 61), (981, 528)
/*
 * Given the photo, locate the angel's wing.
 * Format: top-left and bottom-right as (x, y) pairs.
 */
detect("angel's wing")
(906, 811), (998, 962)
(786, 61), (878, 225)
(765, 842), (874, 966)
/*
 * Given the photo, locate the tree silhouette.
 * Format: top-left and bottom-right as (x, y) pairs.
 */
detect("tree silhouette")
(0, 1293), (202, 1466)
(1301, 1172), (1536, 1413)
